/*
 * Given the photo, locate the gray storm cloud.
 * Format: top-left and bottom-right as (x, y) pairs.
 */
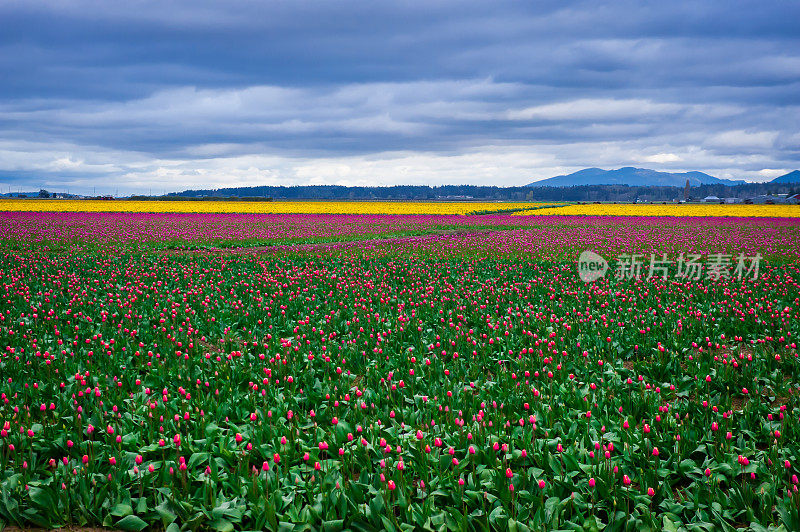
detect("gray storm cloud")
(0, 0), (798, 193)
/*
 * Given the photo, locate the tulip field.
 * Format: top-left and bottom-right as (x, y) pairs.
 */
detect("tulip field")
(1, 209), (800, 531)
(0, 200), (554, 216)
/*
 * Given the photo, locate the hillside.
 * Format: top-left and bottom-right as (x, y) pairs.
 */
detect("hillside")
(527, 167), (745, 187)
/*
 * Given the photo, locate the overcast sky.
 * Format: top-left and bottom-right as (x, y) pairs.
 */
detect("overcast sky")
(1, 0), (799, 194)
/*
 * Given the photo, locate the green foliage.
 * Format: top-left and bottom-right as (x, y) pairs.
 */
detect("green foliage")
(0, 224), (798, 530)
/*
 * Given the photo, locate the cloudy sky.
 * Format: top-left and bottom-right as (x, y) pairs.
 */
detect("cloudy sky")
(1, 0), (799, 194)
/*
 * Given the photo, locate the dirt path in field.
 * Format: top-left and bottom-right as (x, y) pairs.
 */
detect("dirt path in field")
(3, 526), (121, 532)
(162, 226), (498, 256)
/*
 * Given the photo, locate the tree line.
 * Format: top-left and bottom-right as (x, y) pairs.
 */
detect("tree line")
(166, 182), (799, 202)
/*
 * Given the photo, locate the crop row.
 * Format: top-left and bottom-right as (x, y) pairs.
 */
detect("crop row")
(0, 248), (798, 530)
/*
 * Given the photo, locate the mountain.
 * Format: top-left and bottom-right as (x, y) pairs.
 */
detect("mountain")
(526, 167), (746, 187)
(770, 170), (800, 184)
